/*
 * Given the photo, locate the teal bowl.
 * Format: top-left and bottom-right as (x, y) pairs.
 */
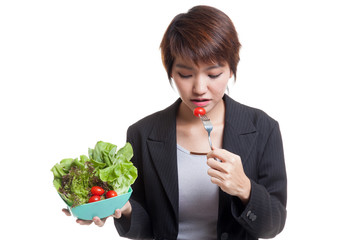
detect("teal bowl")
(66, 188), (132, 220)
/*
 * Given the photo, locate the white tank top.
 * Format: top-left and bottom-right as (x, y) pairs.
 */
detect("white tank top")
(176, 144), (218, 240)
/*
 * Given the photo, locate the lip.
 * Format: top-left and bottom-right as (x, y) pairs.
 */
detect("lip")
(191, 99), (211, 107)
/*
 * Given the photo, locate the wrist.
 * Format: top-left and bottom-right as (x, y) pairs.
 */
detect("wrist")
(238, 177), (251, 205)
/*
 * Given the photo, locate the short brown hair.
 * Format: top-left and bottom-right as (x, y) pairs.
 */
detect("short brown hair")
(160, 5), (241, 82)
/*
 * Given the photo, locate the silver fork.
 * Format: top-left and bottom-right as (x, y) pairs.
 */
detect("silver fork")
(199, 114), (214, 150)
(198, 114), (220, 161)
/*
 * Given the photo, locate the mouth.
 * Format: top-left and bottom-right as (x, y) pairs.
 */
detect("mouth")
(191, 98), (211, 107)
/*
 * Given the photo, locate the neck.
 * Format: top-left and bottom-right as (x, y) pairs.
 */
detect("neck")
(206, 100), (226, 125)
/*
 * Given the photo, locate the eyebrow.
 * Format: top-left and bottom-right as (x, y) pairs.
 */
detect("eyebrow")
(175, 63), (224, 71)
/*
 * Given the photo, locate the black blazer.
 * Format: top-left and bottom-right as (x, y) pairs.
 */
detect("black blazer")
(115, 95), (287, 240)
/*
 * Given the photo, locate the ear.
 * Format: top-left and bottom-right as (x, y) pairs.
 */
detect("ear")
(229, 70), (233, 79)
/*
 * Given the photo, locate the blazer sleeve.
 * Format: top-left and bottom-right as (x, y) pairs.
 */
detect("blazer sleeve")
(114, 124), (153, 239)
(231, 121), (287, 238)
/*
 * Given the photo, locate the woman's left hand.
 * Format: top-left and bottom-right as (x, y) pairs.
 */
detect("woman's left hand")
(207, 148), (251, 204)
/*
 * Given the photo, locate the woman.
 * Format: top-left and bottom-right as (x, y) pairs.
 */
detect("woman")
(66, 5), (287, 240)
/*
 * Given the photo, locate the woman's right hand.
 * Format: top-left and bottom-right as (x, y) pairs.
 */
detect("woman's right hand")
(62, 201), (132, 227)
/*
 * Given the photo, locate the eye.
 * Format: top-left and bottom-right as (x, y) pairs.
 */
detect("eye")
(208, 73), (223, 79)
(178, 72), (192, 79)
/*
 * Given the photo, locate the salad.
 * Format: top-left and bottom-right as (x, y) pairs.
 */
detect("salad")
(51, 141), (137, 208)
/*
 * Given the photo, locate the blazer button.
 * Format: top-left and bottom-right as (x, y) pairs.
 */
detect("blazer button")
(246, 210), (252, 217)
(221, 232), (229, 240)
(250, 213), (257, 221)
(247, 210), (257, 221)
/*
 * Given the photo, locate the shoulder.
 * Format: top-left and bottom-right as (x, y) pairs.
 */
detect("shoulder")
(241, 103), (278, 128)
(126, 109), (163, 139)
(127, 98), (181, 139)
(224, 95), (279, 134)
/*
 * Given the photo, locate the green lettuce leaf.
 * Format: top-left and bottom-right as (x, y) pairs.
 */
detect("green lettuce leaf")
(111, 161), (138, 194)
(114, 142), (134, 164)
(98, 142), (137, 194)
(93, 141), (117, 166)
(99, 163), (122, 182)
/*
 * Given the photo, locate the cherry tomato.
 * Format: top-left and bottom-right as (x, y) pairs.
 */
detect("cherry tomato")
(89, 195), (101, 203)
(193, 107), (206, 117)
(91, 186), (105, 196)
(106, 190), (118, 198)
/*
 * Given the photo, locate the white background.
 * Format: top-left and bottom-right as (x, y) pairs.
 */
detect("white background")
(1, 0), (359, 239)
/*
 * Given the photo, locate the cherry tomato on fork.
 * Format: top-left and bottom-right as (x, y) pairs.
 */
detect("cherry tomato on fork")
(193, 107), (206, 117)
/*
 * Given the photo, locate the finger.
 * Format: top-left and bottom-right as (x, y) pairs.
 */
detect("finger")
(207, 157), (229, 174)
(208, 146), (222, 162)
(76, 219), (93, 225)
(62, 208), (71, 216)
(209, 176), (223, 186)
(211, 145), (219, 150)
(207, 167), (225, 181)
(208, 148), (241, 164)
(207, 157), (222, 169)
(93, 216), (106, 227)
(112, 209), (122, 219)
(207, 149), (226, 162)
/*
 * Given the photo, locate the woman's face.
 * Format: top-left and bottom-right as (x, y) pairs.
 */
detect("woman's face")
(171, 57), (233, 115)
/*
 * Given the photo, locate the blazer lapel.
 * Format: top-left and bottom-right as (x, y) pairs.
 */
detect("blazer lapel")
(223, 95), (258, 166)
(146, 99), (181, 221)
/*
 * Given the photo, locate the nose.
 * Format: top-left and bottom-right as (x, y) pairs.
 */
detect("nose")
(193, 75), (208, 95)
